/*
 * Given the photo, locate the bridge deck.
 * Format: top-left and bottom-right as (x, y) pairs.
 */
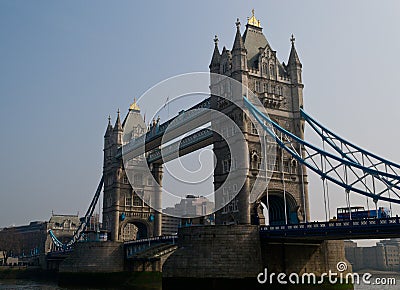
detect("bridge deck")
(260, 217), (400, 240)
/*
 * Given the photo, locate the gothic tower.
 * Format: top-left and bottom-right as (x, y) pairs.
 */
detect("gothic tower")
(102, 101), (162, 241)
(210, 11), (309, 225)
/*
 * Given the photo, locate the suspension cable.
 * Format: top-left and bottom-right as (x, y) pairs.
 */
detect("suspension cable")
(300, 144), (307, 223)
(386, 164), (393, 215)
(321, 139), (328, 221)
(322, 138), (331, 220)
(281, 133), (288, 225)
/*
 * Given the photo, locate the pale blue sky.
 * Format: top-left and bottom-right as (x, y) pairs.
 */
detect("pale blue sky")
(1, 0), (400, 232)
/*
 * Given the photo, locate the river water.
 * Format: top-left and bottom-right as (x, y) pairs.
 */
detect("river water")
(0, 274), (399, 289)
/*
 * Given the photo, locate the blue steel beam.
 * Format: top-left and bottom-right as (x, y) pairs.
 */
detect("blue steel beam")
(243, 96), (400, 204)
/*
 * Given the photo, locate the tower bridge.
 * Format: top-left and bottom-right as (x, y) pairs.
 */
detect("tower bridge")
(49, 10), (400, 287)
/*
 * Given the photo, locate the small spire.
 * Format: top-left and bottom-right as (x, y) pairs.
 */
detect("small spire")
(114, 109), (122, 131)
(214, 35), (219, 46)
(232, 18), (245, 51)
(288, 34), (302, 67)
(290, 34), (296, 46)
(235, 18), (240, 30)
(210, 34), (221, 68)
(105, 115), (113, 137)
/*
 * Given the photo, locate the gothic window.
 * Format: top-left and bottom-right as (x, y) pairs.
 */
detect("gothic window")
(263, 63), (268, 75)
(291, 159), (297, 174)
(233, 184), (238, 192)
(231, 158), (237, 170)
(255, 81), (260, 92)
(270, 64), (275, 77)
(133, 191), (142, 206)
(232, 197), (239, 212)
(251, 122), (258, 135)
(283, 160), (290, 173)
(125, 192), (132, 206)
(222, 159), (231, 173)
(251, 150), (260, 170)
(134, 174), (143, 186)
(263, 83), (268, 93)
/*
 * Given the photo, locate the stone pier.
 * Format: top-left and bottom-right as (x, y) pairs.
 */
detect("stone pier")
(163, 225), (352, 290)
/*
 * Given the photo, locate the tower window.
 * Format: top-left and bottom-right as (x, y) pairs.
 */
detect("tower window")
(222, 159), (231, 173)
(125, 192), (132, 206)
(263, 63), (268, 75)
(251, 123), (258, 135)
(270, 64), (275, 77)
(123, 176), (129, 184)
(263, 83), (268, 93)
(255, 81), (260, 92)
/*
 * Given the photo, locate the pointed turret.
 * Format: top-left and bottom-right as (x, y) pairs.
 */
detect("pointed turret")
(232, 18), (245, 52)
(114, 109), (123, 132)
(288, 34), (302, 67)
(209, 35), (221, 73)
(287, 34), (302, 84)
(231, 18), (247, 77)
(113, 109), (123, 145)
(104, 115), (113, 137)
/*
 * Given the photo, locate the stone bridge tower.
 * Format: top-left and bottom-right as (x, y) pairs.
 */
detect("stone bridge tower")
(210, 11), (309, 225)
(102, 101), (162, 241)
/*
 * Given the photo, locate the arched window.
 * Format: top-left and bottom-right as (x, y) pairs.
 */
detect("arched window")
(269, 64), (275, 77)
(263, 63), (268, 75)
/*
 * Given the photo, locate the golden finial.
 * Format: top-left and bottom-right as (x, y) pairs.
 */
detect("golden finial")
(247, 9), (261, 28)
(129, 97), (140, 111)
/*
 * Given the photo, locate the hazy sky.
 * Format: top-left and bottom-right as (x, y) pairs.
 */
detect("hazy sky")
(1, 0), (400, 240)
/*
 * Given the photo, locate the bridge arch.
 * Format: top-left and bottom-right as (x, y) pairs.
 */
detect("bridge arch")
(118, 218), (152, 241)
(260, 191), (299, 225)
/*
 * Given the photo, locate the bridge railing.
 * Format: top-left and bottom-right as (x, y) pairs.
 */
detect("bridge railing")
(124, 234), (177, 246)
(124, 235), (178, 258)
(260, 217), (400, 232)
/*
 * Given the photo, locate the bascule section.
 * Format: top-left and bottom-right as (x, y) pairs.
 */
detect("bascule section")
(210, 10), (309, 226)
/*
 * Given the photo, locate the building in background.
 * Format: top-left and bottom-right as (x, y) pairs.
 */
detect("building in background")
(0, 213), (80, 264)
(345, 239), (400, 271)
(161, 195), (215, 235)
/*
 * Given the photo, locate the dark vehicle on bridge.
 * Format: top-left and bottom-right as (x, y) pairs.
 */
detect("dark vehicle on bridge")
(337, 206), (390, 220)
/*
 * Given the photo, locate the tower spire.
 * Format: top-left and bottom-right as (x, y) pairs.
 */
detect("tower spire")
(114, 109), (123, 132)
(104, 115), (113, 137)
(210, 35), (221, 70)
(288, 34), (302, 67)
(232, 18), (245, 51)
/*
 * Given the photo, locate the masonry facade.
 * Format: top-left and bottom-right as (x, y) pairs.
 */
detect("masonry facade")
(102, 103), (162, 242)
(210, 11), (309, 225)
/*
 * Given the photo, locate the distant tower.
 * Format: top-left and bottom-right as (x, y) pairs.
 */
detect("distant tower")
(102, 100), (162, 241)
(210, 10), (309, 225)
